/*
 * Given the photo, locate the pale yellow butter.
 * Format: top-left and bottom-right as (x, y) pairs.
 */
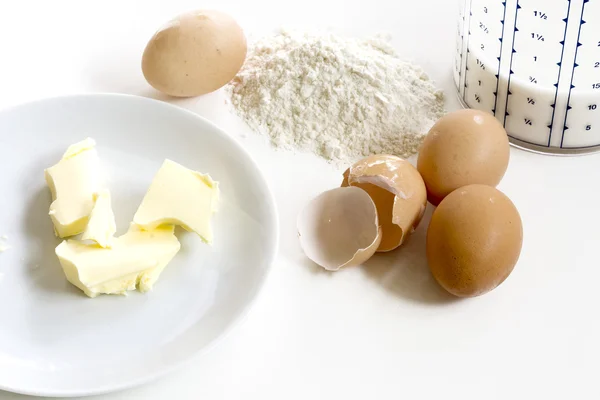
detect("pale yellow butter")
(81, 190), (116, 248)
(63, 138), (97, 159)
(133, 159), (219, 244)
(55, 225), (181, 298)
(45, 138), (105, 238)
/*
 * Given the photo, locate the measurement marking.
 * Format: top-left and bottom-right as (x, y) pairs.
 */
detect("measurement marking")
(548, 0), (573, 148)
(531, 33), (545, 41)
(458, 0), (472, 97)
(462, 0), (474, 103)
(503, 0), (521, 126)
(560, 0), (588, 148)
(492, 0), (509, 116)
(458, 2), (466, 76)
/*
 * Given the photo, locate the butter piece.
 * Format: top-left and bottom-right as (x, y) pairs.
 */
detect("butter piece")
(45, 138), (105, 238)
(133, 159), (219, 243)
(63, 137), (97, 159)
(81, 190), (116, 248)
(55, 225), (181, 298)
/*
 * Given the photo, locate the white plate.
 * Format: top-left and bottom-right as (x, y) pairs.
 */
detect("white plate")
(0, 94), (278, 397)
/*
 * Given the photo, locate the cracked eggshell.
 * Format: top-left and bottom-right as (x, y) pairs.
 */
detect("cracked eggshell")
(344, 155), (427, 252)
(298, 187), (382, 271)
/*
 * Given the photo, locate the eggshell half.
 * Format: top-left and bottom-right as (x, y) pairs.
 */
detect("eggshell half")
(344, 155), (427, 252)
(142, 10), (247, 97)
(298, 187), (382, 271)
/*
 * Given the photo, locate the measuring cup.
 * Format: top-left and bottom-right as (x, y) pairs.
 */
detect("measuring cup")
(454, 0), (600, 154)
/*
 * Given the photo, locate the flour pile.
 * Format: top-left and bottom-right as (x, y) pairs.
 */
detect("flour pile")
(227, 30), (445, 162)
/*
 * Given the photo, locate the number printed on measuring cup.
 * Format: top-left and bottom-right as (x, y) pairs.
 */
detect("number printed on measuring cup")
(531, 32), (545, 41)
(479, 22), (490, 34)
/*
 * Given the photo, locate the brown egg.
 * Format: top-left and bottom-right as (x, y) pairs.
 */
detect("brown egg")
(342, 155), (427, 252)
(426, 184), (522, 297)
(417, 109), (510, 205)
(142, 10), (247, 97)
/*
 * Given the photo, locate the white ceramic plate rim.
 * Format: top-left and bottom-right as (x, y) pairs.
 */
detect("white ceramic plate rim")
(0, 93), (279, 398)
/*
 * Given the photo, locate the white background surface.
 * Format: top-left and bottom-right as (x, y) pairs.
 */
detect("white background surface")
(0, 0), (598, 399)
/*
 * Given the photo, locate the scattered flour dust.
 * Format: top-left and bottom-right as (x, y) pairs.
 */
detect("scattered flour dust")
(227, 29), (445, 163)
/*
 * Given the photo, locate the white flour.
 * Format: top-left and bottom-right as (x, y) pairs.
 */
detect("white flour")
(227, 30), (445, 163)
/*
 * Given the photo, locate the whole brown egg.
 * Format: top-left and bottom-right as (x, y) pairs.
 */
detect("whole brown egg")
(417, 109), (510, 205)
(426, 184), (523, 297)
(142, 10), (247, 97)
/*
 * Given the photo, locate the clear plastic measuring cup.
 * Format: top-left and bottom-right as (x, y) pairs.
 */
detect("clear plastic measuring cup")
(454, 0), (600, 154)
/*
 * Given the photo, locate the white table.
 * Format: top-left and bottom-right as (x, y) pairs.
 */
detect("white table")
(1, 0), (598, 399)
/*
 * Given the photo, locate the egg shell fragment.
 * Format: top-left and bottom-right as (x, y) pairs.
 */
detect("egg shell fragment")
(417, 109), (510, 205)
(426, 184), (523, 298)
(298, 187), (382, 271)
(142, 9), (247, 97)
(344, 155), (427, 252)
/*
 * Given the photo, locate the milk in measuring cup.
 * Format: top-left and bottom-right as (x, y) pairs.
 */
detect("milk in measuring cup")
(454, 0), (600, 154)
